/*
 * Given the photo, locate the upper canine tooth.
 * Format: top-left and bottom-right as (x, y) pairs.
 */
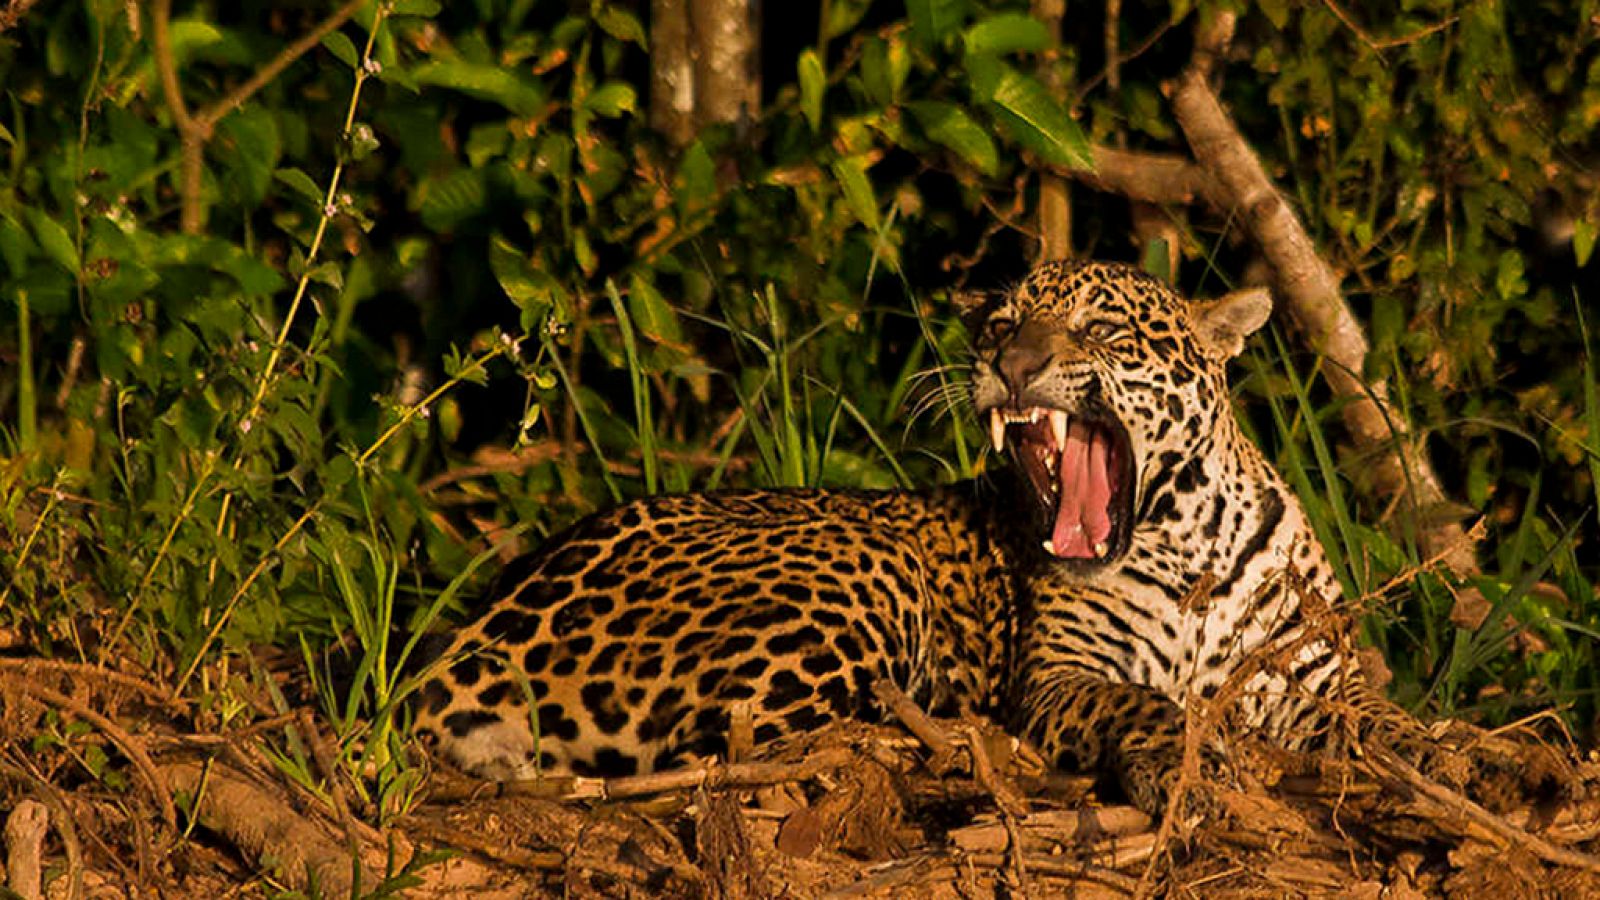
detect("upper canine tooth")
(989, 408), (1006, 454)
(1049, 410), (1068, 448)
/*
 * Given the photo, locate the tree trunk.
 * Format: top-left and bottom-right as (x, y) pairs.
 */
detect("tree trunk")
(650, 0), (760, 146)
(650, 0), (695, 147)
(690, 0), (759, 133)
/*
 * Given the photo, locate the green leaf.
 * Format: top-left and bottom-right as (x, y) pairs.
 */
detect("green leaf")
(412, 61), (545, 115)
(489, 234), (564, 331)
(963, 13), (1051, 56)
(415, 167), (487, 231)
(1494, 249), (1526, 300)
(861, 38), (892, 107)
(321, 31), (359, 68)
(489, 233), (542, 305)
(274, 167), (325, 207)
(1257, 0), (1291, 29)
(0, 216), (36, 275)
(391, 0), (441, 15)
(1140, 237), (1171, 284)
(584, 82), (636, 118)
(217, 107), (281, 206)
(906, 0), (972, 50)
(907, 101), (998, 176)
(628, 273), (684, 345)
(594, 6), (647, 47)
(830, 156), (880, 233)
(677, 140), (717, 212)
(825, 0), (873, 39)
(1574, 219), (1597, 268)
(25, 209), (78, 274)
(982, 65), (1091, 170)
(798, 50), (825, 131)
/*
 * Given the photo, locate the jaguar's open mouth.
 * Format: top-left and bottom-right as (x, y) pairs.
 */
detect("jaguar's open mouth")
(987, 406), (1135, 563)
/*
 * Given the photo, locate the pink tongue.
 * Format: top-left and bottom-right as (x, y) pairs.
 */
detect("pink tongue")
(1050, 422), (1113, 558)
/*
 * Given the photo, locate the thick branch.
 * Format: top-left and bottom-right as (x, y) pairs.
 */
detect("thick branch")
(1168, 24), (1478, 576)
(1052, 145), (1226, 210)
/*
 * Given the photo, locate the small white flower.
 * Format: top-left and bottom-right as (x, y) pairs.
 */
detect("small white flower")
(240, 418), (253, 434)
(363, 57), (383, 76)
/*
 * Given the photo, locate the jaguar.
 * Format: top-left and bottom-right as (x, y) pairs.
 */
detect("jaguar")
(414, 259), (1432, 814)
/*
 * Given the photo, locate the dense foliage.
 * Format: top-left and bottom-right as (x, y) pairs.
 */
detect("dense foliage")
(1, 0), (1597, 804)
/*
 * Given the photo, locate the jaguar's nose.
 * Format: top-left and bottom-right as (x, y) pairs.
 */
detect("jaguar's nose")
(996, 332), (1055, 397)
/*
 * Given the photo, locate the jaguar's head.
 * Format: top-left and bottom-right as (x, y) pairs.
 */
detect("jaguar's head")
(968, 260), (1271, 567)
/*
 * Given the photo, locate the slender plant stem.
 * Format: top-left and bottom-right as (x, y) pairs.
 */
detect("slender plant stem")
(116, 7), (388, 667)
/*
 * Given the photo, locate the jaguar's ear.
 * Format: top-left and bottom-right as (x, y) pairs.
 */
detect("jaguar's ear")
(1193, 286), (1272, 359)
(952, 288), (1006, 337)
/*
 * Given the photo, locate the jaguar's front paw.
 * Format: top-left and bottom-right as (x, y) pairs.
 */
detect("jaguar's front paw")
(1116, 741), (1218, 820)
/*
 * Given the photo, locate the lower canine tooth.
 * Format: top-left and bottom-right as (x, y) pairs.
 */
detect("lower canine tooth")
(1093, 541), (1108, 557)
(989, 409), (1006, 454)
(1042, 539), (1055, 554)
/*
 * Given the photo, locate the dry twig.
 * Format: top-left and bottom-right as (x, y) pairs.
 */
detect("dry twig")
(1365, 743), (1600, 875)
(872, 679), (960, 775)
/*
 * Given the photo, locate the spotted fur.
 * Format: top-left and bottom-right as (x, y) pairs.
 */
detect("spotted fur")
(415, 260), (1470, 814)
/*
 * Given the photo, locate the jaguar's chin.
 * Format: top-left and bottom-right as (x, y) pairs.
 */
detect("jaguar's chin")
(987, 405), (1136, 566)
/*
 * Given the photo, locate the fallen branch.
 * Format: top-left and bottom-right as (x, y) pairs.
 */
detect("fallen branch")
(161, 760), (391, 896)
(1365, 743), (1600, 875)
(427, 747), (856, 803)
(950, 806), (1151, 854)
(1167, 12), (1479, 578)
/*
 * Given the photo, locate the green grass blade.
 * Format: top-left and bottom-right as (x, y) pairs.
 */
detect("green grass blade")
(606, 279), (658, 495)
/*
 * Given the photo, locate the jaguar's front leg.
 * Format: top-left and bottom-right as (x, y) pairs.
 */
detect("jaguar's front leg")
(1016, 668), (1193, 816)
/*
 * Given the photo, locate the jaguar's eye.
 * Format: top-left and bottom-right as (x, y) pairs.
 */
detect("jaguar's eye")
(983, 315), (1019, 343)
(1084, 320), (1122, 342)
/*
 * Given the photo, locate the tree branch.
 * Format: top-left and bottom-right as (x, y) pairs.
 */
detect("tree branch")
(1167, 13), (1479, 577)
(150, 0), (368, 233)
(193, 0), (366, 135)
(1048, 145), (1226, 210)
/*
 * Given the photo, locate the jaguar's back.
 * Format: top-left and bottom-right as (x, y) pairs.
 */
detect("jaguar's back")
(415, 486), (1017, 779)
